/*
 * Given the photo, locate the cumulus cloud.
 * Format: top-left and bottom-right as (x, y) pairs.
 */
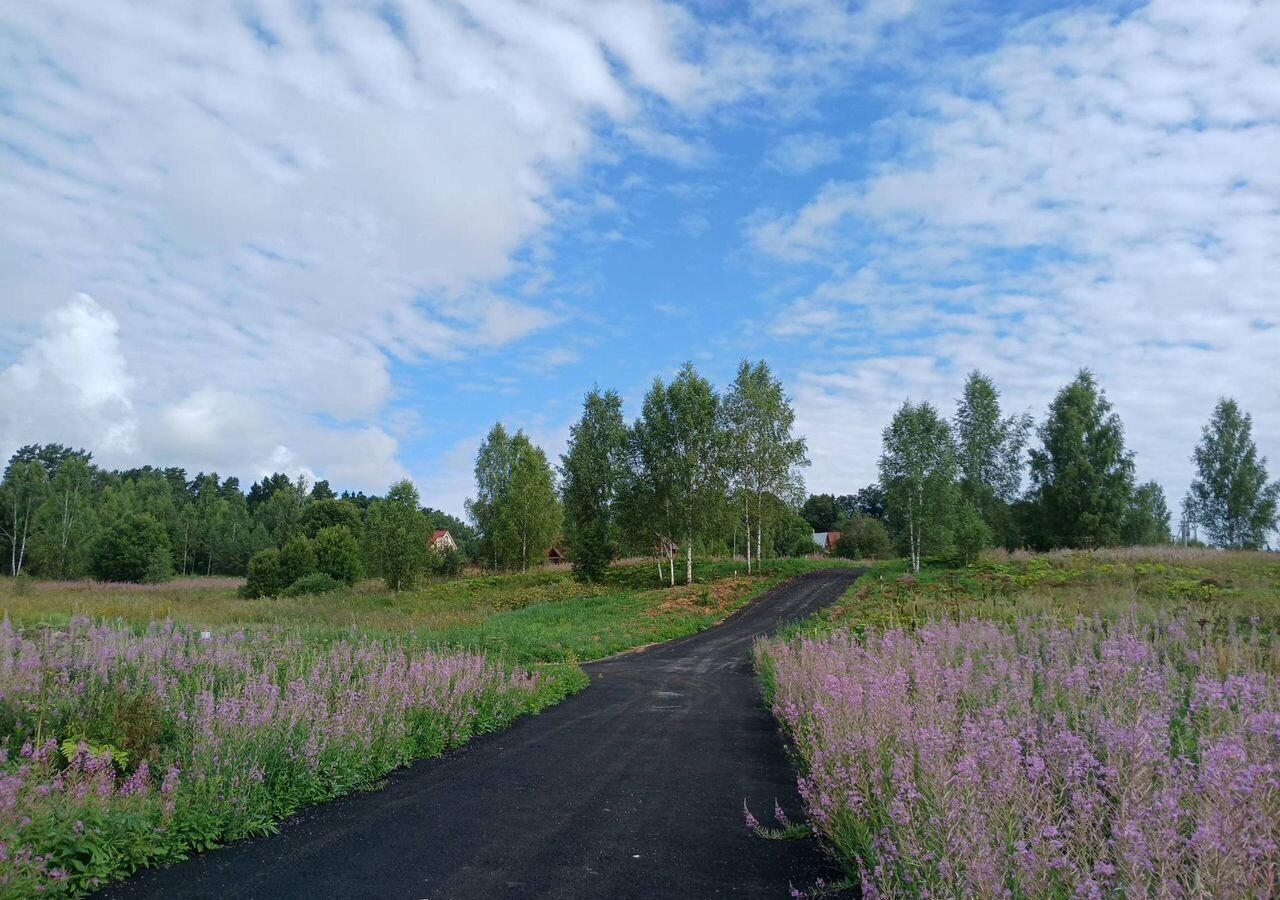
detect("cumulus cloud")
(757, 0), (1280, 507)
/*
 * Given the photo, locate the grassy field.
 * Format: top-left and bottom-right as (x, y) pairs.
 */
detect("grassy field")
(1, 557), (851, 664)
(759, 547), (1280, 898)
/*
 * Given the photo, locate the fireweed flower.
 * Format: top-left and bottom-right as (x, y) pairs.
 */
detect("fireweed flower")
(758, 612), (1280, 897)
(0, 617), (544, 896)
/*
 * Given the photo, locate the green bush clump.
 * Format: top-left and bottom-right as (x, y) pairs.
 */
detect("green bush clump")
(283, 572), (343, 597)
(91, 513), (172, 583)
(278, 535), (317, 586)
(242, 549), (283, 598)
(313, 525), (362, 585)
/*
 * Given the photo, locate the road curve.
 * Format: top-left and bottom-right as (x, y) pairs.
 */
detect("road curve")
(103, 568), (865, 900)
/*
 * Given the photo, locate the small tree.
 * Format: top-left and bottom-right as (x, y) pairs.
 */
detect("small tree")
(952, 501), (993, 566)
(243, 549), (284, 598)
(314, 525), (362, 585)
(92, 513), (172, 583)
(1122, 481), (1172, 545)
(495, 435), (562, 573)
(1187, 398), (1279, 549)
(300, 499), (362, 539)
(850, 516), (892, 559)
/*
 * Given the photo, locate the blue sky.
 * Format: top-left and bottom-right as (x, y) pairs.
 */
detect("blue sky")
(2, 0), (1278, 519)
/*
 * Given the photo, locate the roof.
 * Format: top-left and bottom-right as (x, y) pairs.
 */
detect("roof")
(811, 532), (830, 548)
(431, 529), (450, 540)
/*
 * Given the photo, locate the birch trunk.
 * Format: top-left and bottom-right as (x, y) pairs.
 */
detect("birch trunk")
(743, 495), (751, 575)
(686, 542), (693, 585)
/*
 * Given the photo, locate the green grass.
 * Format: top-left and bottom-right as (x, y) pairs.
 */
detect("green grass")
(1, 557), (855, 665)
(777, 546), (1280, 643)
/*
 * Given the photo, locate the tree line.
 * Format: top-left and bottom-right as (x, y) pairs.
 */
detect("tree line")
(471, 359), (812, 584)
(801, 370), (1278, 572)
(0, 449), (474, 590)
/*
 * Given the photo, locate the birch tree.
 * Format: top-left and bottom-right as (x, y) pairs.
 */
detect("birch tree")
(29, 456), (97, 579)
(1187, 398), (1279, 549)
(495, 434), (561, 572)
(722, 360), (808, 573)
(633, 364), (726, 584)
(879, 401), (958, 572)
(0, 461), (48, 576)
(466, 422), (517, 569)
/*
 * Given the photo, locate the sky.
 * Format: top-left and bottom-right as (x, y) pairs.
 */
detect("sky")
(1, 0), (1278, 521)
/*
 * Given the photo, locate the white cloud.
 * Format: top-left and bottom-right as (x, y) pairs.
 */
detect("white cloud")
(765, 131), (846, 175)
(759, 0), (1280, 510)
(0, 294), (137, 462)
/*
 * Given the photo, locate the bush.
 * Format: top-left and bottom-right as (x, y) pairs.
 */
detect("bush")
(282, 572), (343, 597)
(278, 535), (317, 586)
(299, 499), (363, 539)
(429, 546), (464, 578)
(834, 530), (859, 559)
(314, 525), (362, 585)
(851, 517), (893, 560)
(91, 513), (172, 583)
(953, 501), (993, 566)
(242, 548), (283, 598)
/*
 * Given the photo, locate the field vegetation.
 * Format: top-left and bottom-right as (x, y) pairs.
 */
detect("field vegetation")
(758, 547), (1280, 897)
(0, 557), (848, 896)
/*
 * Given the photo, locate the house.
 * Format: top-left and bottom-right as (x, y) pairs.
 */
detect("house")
(429, 530), (458, 553)
(546, 546), (569, 565)
(811, 532), (841, 554)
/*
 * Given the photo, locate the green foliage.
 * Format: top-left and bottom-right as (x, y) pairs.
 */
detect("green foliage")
(494, 435), (563, 573)
(880, 401), (958, 572)
(313, 525), (362, 585)
(952, 500), (993, 565)
(836, 516), (893, 560)
(1122, 481), (1172, 545)
(366, 479), (428, 591)
(427, 546), (464, 577)
(28, 456), (98, 579)
(299, 499), (362, 539)
(772, 509), (814, 558)
(1187, 398), (1279, 549)
(278, 535), (317, 586)
(954, 370), (1033, 504)
(1028, 370), (1135, 549)
(282, 572), (343, 597)
(242, 549), (284, 598)
(801, 494), (839, 532)
(91, 513), (172, 583)
(561, 388), (630, 582)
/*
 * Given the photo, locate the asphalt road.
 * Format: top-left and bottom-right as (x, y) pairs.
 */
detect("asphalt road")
(104, 568), (864, 900)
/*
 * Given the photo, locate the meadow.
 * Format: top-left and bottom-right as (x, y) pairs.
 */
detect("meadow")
(0, 557), (847, 896)
(757, 548), (1280, 897)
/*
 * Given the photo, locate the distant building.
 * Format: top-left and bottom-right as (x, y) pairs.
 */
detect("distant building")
(811, 532), (841, 554)
(429, 530), (458, 553)
(547, 546), (569, 565)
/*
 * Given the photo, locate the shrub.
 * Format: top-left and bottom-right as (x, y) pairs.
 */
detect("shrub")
(953, 501), (993, 565)
(834, 530), (859, 559)
(91, 513), (172, 583)
(299, 499), (363, 539)
(313, 525), (362, 585)
(242, 549), (283, 598)
(278, 535), (317, 586)
(429, 546), (464, 578)
(283, 572), (343, 597)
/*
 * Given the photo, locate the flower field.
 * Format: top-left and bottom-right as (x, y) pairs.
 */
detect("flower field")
(761, 609), (1280, 897)
(0, 618), (569, 897)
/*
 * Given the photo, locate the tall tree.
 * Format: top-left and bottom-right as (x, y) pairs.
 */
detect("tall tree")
(466, 423), (517, 569)
(365, 479), (428, 591)
(561, 388), (629, 582)
(954, 371), (1033, 502)
(0, 460), (49, 576)
(801, 494), (839, 532)
(28, 456), (98, 579)
(1187, 398), (1279, 549)
(879, 401), (958, 572)
(1028, 370), (1135, 549)
(496, 434), (562, 572)
(722, 360), (808, 574)
(631, 365), (726, 584)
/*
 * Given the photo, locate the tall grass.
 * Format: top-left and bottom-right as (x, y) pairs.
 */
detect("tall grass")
(0, 618), (573, 897)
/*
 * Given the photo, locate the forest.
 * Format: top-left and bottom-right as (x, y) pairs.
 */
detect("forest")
(1, 362), (1276, 591)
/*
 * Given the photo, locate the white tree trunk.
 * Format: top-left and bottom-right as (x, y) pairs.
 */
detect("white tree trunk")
(744, 495), (751, 575)
(686, 542), (693, 585)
